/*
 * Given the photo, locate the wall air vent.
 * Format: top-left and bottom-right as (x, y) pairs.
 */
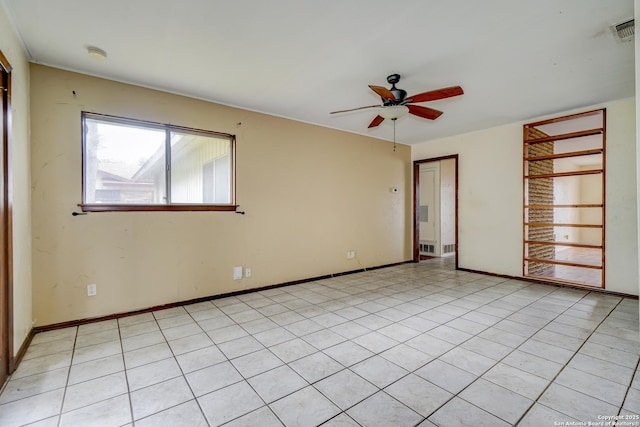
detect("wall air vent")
(611, 19), (634, 42)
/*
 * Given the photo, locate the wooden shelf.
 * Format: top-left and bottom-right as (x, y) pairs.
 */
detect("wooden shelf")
(525, 169), (602, 179)
(524, 148), (603, 162)
(525, 223), (602, 228)
(525, 204), (603, 209)
(525, 258), (602, 269)
(524, 128), (603, 145)
(525, 240), (602, 249)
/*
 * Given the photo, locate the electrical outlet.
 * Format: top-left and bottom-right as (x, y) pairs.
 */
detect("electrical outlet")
(233, 266), (243, 280)
(347, 251), (356, 259)
(245, 268), (252, 278)
(87, 283), (97, 297)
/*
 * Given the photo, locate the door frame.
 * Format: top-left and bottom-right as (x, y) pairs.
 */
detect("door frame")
(413, 154), (459, 268)
(0, 50), (12, 383)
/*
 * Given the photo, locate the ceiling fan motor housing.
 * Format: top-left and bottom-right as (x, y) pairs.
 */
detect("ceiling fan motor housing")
(385, 74), (407, 105)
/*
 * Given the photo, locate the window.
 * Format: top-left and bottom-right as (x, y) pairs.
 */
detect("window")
(81, 112), (235, 212)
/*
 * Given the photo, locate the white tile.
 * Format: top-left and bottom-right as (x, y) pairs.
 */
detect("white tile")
(405, 334), (455, 357)
(123, 342), (172, 369)
(119, 321), (159, 339)
(24, 338), (75, 360)
(59, 394), (131, 427)
(231, 348), (284, 378)
(302, 329), (347, 350)
(323, 341), (374, 367)
(555, 367), (627, 406)
(186, 361), (243, 397)
(126, 357), (182, 391)
(161, 322), (202, 341)
(62, 372), (128, 412)
(23, 415), (59, 427)
(120, 330), (165, 352)
(380, 344), (433, 371)
(385, 374), (453, 416)
(428, 396), (510, 427)
(241, 317), (278, 334)
(319, 413), (360, 427)
(283, 318), (324, 336)
(352, 331), (399, 353)
(415, 359), (477, 394)
(167, 332), (212, 355)
(347, 391), (422, 427)
(269, 338), (317, 363)
(460, 336), (512, 360)
(12, 352), (72, 379)
(0, 368), (68, 404)
(568, 353), (635, 385)
(198, 381), (263, 426)
(518, 339), (574, 364)
(153, 306), (187, 320)
(0, 389), (65, 427)
(315, 369), (377, 410)
(253, 327), (296, 347)
(538, 383), (618, 422)
(248, 365), (308, 403)
(223, 406), (283, 427)
(439, 347), (496, 375)
(175, 345), (226, 373)
(350, 355), (408, 388)
(518, 403), (581, 427)
(289, 352), (344, 383)
(501, 349), (563, 380)
(72, 340), (121, 365)
(329, 322), (371, 339)
(623, 387), (640, 414)
(482, 362), (549, 400)
(580, 341), (639, 368)
(135, 400), (208, 427)
(67, 353), (124, 385)
(196, 315), (236, 331)
(460, 378), (533, 424)
(217, 336), (264, 359)
(31, 328), (77, 345)
(118, 312), (155, 327)
(74, 328), (120, 349)
(130, 376), (194, 420)
(270, 386), (340, 427)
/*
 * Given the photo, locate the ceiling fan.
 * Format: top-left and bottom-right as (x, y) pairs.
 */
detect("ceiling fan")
(330, 74), (464, 128)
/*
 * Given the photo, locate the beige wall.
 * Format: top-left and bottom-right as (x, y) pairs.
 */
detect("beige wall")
(0, 6), (32, 355)
(412, 98), (638, 296)
(29, 65), (412, 326)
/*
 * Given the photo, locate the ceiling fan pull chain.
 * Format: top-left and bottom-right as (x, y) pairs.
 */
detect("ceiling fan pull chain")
(393, 118), (397, 152)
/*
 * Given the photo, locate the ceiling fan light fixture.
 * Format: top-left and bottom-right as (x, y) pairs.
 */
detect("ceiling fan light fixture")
(379, 105), (409, 120)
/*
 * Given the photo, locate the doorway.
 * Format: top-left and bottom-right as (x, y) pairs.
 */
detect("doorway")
(413, 155), (458, 267)
(0, 50), (11, 384)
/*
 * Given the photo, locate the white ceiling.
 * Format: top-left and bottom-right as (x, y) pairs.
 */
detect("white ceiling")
(1, 0), (635, 144)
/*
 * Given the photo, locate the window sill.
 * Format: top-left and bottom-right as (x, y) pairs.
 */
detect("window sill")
(80, 204), (238, 212)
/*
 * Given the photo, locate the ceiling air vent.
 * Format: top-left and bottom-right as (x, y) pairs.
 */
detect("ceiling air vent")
(611, 19), (634, 42)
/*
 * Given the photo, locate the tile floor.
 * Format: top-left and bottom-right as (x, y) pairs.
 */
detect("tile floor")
(0, 258), (638, 426)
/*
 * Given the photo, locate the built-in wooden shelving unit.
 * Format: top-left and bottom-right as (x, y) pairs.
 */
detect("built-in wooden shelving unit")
(523, 109), (605, 288)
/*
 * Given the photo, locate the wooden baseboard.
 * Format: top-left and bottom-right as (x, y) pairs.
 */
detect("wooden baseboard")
(9, 327), (34, 373)
(34, 260), (413, 333)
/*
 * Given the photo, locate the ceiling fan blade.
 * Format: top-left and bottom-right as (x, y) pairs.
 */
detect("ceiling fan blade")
(408, 105), (443, 120)
(330, 105), (380, 114)
(369, 85), (396, 101)
(368, 115), (385, 128)
(407, 86), (464, 103)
